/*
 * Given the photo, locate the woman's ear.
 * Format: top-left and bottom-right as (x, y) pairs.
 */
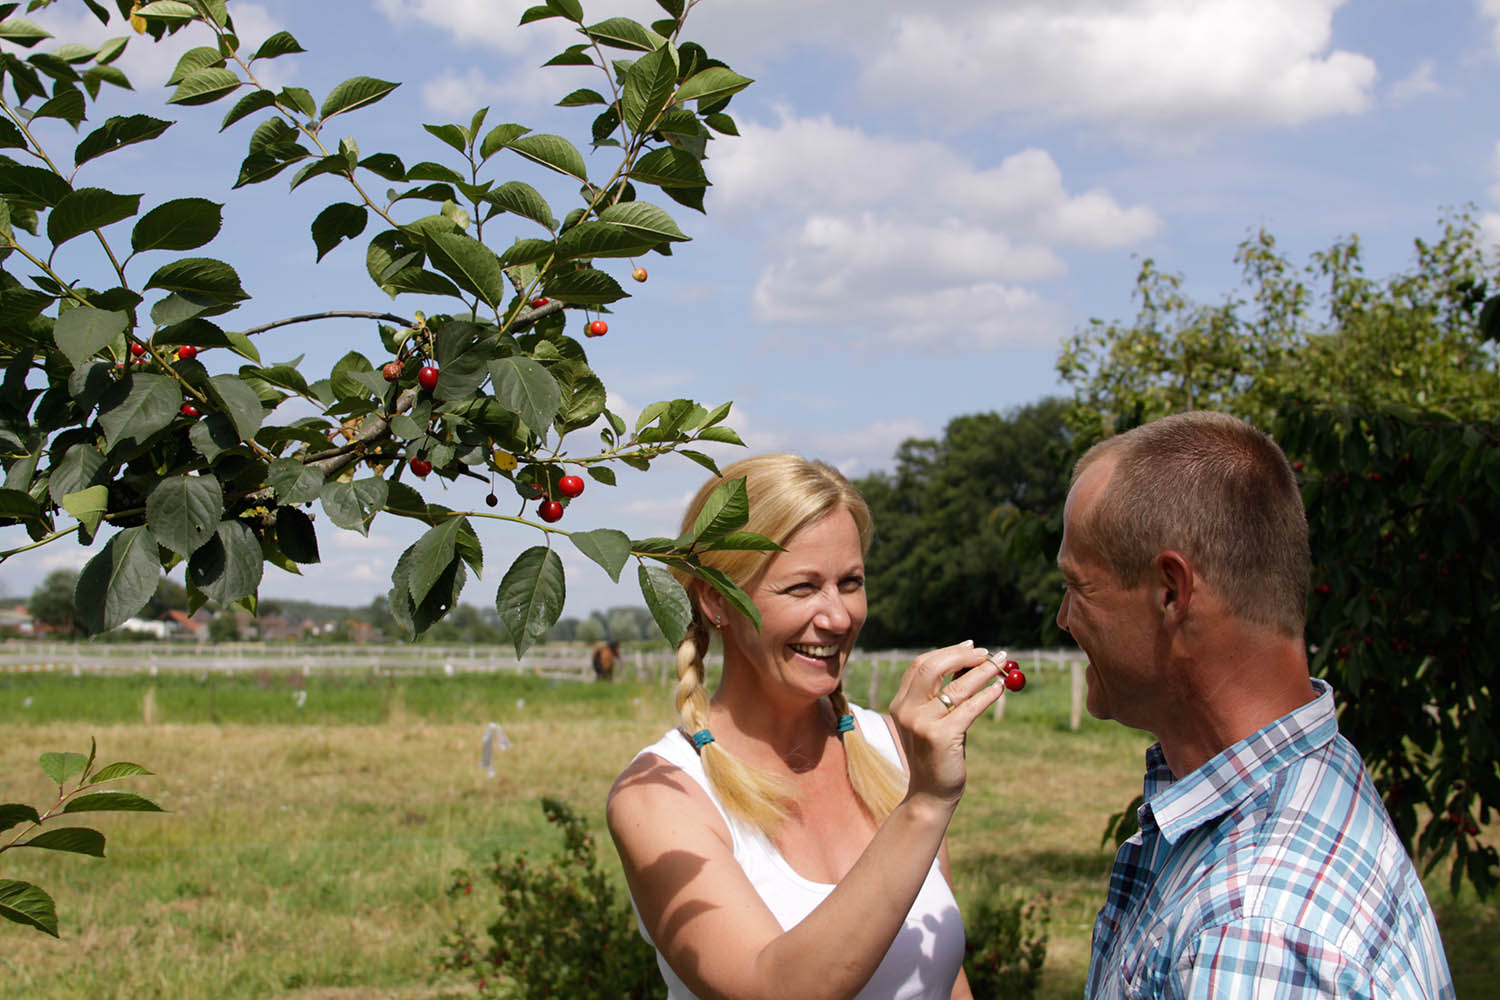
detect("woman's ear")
(694, 579), (728, 629)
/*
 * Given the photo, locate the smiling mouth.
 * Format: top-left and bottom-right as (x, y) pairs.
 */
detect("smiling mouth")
(790, 642), (841, 658)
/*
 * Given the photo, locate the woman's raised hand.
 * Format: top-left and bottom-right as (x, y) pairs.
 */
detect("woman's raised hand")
(887, 641), (1007, 807)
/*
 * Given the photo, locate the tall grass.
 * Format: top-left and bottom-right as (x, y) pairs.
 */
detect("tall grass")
(2, 657), (1492, 998)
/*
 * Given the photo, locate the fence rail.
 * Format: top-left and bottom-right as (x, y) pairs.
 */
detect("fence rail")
(0, 642), (1091, 728)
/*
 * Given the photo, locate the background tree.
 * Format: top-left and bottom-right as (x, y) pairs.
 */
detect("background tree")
(1048, 213), (1499, 895)
(0, 0), (772, 656)
(854, 398), (1073, 649)
(26, 568), (78, 634)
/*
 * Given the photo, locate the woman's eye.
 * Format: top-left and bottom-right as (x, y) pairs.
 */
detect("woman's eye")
(840, 577), (865, 592)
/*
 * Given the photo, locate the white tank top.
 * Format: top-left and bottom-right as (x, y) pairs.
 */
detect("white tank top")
(628, 703), (966, 999)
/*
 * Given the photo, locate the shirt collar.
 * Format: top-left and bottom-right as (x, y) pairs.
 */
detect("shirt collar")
(1140, 678), (1338, 846)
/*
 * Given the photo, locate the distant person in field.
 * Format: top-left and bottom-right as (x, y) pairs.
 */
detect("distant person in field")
(1057, 411), (1455, 999)
(607, 453), (1008, 999)
(592, 639), (620, 682)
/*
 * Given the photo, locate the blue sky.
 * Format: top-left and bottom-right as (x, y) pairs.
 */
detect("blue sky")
(5, 0), (1500, 620)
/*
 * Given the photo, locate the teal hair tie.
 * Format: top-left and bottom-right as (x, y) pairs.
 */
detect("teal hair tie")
(836, 714), (854, 734)
(690, 728), (714, 749)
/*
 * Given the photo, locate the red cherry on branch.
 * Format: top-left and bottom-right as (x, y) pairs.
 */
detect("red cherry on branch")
(558, 475), (584, 498)
(409, 457), (432, 478)
(417, 365), (439, 391)
(632, 267), (647, 282)
(130, 342), (146, 357)
(485, 493), (498, 507)
(586, 319), (608, 337)
(177, 345), (198, 361)
(538, 499), (564, 523)
(530, 296), (549, 308)
(179, 403), (200, 418)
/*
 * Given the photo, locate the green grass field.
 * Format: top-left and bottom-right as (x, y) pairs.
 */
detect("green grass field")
(2, 656), (1494, 998)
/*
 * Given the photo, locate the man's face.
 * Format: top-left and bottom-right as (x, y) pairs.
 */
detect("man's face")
(1055, 458), (1160, 729)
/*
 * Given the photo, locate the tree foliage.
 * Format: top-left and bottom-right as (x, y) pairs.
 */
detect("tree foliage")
(854, 398), (1073, 649)
(0, 0), (771, 650)
(1053, 214), (1500, 895)
(26, 566), (77, 629)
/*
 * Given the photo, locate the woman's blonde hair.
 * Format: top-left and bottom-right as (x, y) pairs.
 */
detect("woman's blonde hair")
(670, 453), (908, 839)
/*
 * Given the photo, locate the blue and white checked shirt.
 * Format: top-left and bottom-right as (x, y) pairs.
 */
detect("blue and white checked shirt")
(1085, 680), (1455, 999)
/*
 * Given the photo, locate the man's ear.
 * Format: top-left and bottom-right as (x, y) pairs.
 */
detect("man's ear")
(1155, 550), (1195, 625)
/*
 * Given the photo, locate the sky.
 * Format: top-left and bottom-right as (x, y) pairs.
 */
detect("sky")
(4, 0), (1500, 621)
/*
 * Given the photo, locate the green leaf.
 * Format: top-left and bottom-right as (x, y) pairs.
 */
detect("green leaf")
(587, 465), (616, 486)
(543, 267), (627, 306)
(17, 827), (105, 857)
(696, 425), (744, 446)
(131, 197), (223, 252)
(0, 487), (43, 525)
(554, 220), (665, 260)
(288, 153), (349, 191)
(0, 118), (24, 149)
(546, 0), (584, 20)
(704, 111), (738, 135)
(694, 564), (761, 631)
(96, 372), (180, 451)
(219, 87), (275, 130)
(166, 45), (223, 86)
(311, 202), (367, 261)
(87, 762), (153, 784)
(519, 4), (557, 24)
(496, 545), (566, 658)
(408, 517), (464, 607)
(0, 158), (71, 207)
(692, 475), (748, 544)
(208, 374), (264, 441)
(134, 1), (197, 22)
(630, 145), (707, 189)
(674, 66), (753, 105)
(82, 63), (130, 95)
(145, 257), (247, 303)
(320, 76), (398, 120)
(62, 485), (109, 536)
(426, 232), (507, 309)
(478, 123), (529, 161)
(74, 114), (172, 168)
(486, 180), (557, 231)
(622, 42), (677, 132)
(251, 30), (304, 60)
(32, 88), (86, 128)
(705, 531), (783, 552)
(274, 505), (319, 564)
(319, 476), (387, 536)
(76, 525), (159, 633)
(47, 187), (140, 246)
(39, 751), (88, 785)
(570, 528), (631, 583)
(0, 16), (51, 47)
(557, 87), (606, 107)
(489, 357), (562, 437)
(507, 134), (588, 183)
(498, 238), (552, 268)
(186, 519), (262, 606)
(61, 790), (165, 814)
(166, 66), (239, 106)
(423, 122), (466, 154)
(583, 16), (666, 51)
(267, 458), (324, 505)
(639, 563), (691, 646)
(0, 804), (40, 834)
(52, 306), (127, 368)
(0, 879), (58, 937)
(357, 151), (405, 180)
(146, 473), (224, 557)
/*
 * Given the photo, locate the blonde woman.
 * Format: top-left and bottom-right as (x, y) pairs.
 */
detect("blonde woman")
(607, 454), (1006, 1000)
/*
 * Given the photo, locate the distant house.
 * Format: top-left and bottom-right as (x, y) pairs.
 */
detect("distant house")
(255, 615), (311, 641)
(345, 620), (378, 645)
(0, 604), (35, 636)
(160, 609), (210, 640)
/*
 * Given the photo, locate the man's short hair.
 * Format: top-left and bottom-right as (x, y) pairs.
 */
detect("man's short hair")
(1072, 410), (1310, 636)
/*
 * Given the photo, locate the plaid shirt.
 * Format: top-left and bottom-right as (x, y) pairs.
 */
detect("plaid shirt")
(1085, 680), (1455, 999)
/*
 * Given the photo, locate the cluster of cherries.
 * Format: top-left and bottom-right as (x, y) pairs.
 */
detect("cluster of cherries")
(126, 341), (206, 417)
(997, 658), (1027, 692)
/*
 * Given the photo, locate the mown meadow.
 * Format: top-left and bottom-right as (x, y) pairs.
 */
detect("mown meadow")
(3, 654), (1494, 998)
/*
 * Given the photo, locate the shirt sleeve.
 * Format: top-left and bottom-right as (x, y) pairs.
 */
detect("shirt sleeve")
(1175, 918), (1375, 1000)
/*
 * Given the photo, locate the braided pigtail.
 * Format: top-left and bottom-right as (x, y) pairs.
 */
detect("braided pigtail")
(830, 682), (907, 822)
(675, 615), (796, 839)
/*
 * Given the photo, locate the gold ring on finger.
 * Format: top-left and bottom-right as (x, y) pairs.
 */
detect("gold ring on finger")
(936, 691), (956, 712)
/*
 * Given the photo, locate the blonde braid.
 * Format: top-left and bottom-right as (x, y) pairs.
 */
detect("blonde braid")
(829, 682), (907, 822)
(674, 614), (796, 839)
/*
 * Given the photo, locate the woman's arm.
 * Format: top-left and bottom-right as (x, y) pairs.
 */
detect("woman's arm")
(608, 643), (1003, 1000)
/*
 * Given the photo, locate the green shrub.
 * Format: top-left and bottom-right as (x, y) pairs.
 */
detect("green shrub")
(437, 798), (661, 998)
(963, 890), (1050, 999)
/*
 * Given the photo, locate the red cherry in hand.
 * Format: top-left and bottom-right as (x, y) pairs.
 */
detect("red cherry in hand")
(586, 319), (608, 337)
(409, 457), (432, 478)
(382, 361), (403, 382)
(558, 475), (584, 498)
(417, 365), (439, 391)
(130, 342), (146, 357)
(1004, 669), (1026, 692)
(177, 345), (198, 361)
(538, 499), (564, 523)
(179, 403), (200, 418)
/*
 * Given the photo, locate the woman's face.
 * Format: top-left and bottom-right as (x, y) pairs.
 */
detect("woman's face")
(716, 507), (867, 706)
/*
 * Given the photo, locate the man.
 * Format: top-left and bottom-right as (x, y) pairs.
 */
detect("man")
(1058, 411), (1454, 999)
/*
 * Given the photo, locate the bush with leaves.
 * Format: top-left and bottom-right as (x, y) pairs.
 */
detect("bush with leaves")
(437, 796), (661, 998)
(962, 890), (1049, 1000)
(1, 738), (162, 936)
(0, 0), (775, 653)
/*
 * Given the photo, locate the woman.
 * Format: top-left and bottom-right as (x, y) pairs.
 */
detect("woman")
(607, 453), (1007, 999)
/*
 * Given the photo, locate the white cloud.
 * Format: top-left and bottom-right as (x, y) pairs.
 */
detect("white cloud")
(861, 0), (1375, 135)
(1389, 60), (1440, 103)
(1483, 0), (1500, 58)
(372, 0), (560, 53)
